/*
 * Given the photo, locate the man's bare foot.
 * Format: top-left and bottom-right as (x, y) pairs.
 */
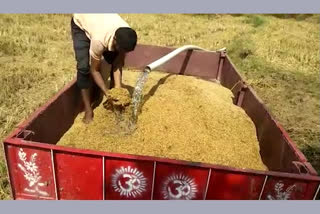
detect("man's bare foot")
(82, 111), (94, 124)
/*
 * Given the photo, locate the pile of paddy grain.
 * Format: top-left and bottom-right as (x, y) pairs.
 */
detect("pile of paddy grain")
(104, 88), (131, 109)
(58, 70), (267, 171)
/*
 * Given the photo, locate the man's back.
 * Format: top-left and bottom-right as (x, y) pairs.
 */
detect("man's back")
(73, 13), (129, 51)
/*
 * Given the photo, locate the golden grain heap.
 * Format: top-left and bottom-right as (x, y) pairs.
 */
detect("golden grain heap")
(105, 88), (131, 108)
(58, 70), (267, 171)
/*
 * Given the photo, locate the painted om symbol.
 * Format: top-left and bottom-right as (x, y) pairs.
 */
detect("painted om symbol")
(168, 180), (191, 199)
(118, 173), (141, 192)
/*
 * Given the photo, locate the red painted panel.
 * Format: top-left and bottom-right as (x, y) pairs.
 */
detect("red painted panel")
(260, 177), (319, 200)
(153, 163), (210, 200)
(125, 44), (220, 79)
(220, 56), (245, 102)
(54, 152), (103, 200)
(206, 170), (265, 200)
(24, 81), (83, 145)
(104, 158), (154, 200)
(5, 144), (56, 200)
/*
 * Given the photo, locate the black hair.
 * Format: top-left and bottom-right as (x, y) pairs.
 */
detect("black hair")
(115, 27), (137, 52)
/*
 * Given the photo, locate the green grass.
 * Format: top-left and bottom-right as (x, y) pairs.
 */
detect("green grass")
(0, 160), (10, 200)
(243, 15), (267, 28)
(0, 14), (319, 200)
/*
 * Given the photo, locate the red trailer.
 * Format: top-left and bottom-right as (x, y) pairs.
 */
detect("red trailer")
(2, 44), (320, 200)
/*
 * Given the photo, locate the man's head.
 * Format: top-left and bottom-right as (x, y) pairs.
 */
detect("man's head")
(114, 27), (137, 53)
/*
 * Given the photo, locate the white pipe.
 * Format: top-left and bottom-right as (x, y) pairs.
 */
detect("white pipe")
(144, 45), (226, 72)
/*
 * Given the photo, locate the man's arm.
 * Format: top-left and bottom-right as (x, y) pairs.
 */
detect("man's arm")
(113, 67), (122, 88)
(112, 52), (125, 88)
(90, 56), (108, 96)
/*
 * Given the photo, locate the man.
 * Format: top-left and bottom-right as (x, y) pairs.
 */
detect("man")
(71, 13), (137, 123)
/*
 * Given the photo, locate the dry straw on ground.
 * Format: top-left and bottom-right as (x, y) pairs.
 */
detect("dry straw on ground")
(58, 70), (267, 171)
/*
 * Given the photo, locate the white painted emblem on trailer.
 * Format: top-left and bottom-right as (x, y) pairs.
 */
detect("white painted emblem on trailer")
(17, 148), (49, 197)
(267, 181), (296, 200)
(162, 174), (197, 200)
(111, 166), (147, 198)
